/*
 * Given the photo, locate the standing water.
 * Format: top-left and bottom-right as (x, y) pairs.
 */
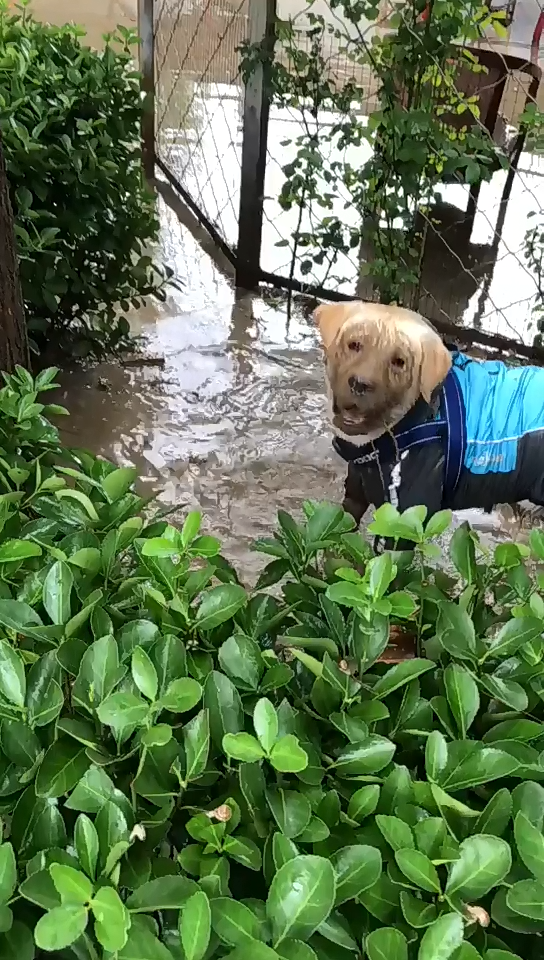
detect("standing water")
(57, 197), (524, 582)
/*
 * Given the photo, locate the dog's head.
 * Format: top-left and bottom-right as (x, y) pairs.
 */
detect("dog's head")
(314, 300), (452, 437)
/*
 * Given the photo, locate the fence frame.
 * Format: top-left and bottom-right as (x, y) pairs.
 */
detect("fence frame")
(138, 0), (544, 365)
(236, 0), (277, 288)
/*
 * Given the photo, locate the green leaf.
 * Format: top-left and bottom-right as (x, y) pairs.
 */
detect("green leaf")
(91, 885), (130, 952)
(268, 788), (312, 838)
(180, 890), (211, 960)
(0, 539), (41, 562)
(485, 616), (543, 661)
(331, 844), (381, 905)
(443, 664), (480, 738)
(445, 834), (512, 900)
(425, 730), (448, 782)
(127, 875), (199, 912)
(376, 815), (414, 852)
(266, 854), (336, 945)
(368, 553), (396, 599)
(514, 812), (544, 883)
(34, 903), (88, 951)
(219, 635), (264, 691)
(20, 868), (61, 910)
(119, 923), (173, 959)
(507, 879), (544, 919)
(152, 634), (187, 693)
(204, 671), (243, 747)
(160, 677), (202, 713)
(334, 736), (396, 776)
(117, 620), (160, 660)
(142, 724), (172, 747)
(25, 651), (63, 726)
(102, 466), (138, 502)
(366, 928), (408, 960)
(223, 733), (265, 763)
(474, 789), (512, 838)
(276, 940), (317, 960)
(253, 697), (278, 753)
(42, 560), (73, 625)
(0, 921), (35, 960)
(0, 844), (16, 907)
(359, 874), (400, 922)
(68, 547), (101, 572)
(72, 634), (124, 711)
(273, 834), (299, 870)
(477, 675), (528, 712)
(417, 913), (464, 960)
(97, 692), (149, 729)
(223, 835), (262, 871)
(35, 739), (89, 798)
(131, 646), (158, 702)
(211, 896), (261, 945)
(183, 709), (210, 783)
(395, 849), (441, 893)
(440, 745), (520, 792)
(270, 736), (308, 773)
(0, 640), (26, 707)
(372, 659), (435, 699)
(484, 719), (544, 743)
(436, 602), (476, 660)
(347, 784), (380, 823)
(195, 584), (247, 631)
(74, 814), (99, 880)
(1, 719), (41, 769)
(50, 863), (93, 903)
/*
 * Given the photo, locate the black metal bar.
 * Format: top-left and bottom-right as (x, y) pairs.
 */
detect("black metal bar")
(258, 269), (544, 365)
(156, 157), (238, 269)
(236, 0), (277, 289)
(138, 0), (155, 181)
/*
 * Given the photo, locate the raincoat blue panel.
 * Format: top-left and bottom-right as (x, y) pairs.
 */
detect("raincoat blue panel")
(452, 352), (544, 475)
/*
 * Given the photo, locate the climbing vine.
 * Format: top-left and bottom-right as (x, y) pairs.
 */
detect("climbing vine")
(239, 0), (508, 304)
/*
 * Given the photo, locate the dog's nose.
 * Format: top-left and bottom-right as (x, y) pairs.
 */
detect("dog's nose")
(348, 375), (372, 395)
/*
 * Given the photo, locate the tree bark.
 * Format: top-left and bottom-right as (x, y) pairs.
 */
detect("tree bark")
(0, 134), (29, 372)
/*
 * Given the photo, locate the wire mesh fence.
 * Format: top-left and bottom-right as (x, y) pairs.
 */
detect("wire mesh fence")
(154, 0), (249, 251)
(148, 0), (544, 356)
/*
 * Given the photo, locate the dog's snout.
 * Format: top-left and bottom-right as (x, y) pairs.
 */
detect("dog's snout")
(349, 375), (372, 395)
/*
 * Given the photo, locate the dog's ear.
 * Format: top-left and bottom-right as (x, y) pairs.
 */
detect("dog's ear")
(313, 301), (361, 350)
(419, 331), (452, 402)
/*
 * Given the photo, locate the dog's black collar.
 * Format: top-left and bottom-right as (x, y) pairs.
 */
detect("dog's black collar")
(333, 362), (466, 507)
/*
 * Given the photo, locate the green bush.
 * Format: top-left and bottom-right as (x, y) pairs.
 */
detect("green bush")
(0, 3), (166, 356)
(1, 368), (544, 959)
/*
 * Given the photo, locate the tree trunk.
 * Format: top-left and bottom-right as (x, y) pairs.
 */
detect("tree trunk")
(0, 134), (29, 372)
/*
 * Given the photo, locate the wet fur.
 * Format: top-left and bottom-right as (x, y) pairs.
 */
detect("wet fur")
(314, 301), (451, 440)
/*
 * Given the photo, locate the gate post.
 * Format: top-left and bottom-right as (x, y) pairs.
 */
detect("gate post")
(236, 0), (276, 289)
(138, 0), (155, 181)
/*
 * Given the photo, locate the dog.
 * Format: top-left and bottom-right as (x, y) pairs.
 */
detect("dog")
(315, 300), (544, 537)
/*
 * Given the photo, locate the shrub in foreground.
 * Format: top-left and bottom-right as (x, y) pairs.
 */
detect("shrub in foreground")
(0, 368), (543, 959)
(0, 3), (166, 356)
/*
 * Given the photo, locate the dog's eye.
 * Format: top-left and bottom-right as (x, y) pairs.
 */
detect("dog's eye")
(391, 356), (405, 369)
(348, 341), (361, 352)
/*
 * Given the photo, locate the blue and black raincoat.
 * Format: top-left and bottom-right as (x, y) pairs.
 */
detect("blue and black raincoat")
(334, 351), (544, 525)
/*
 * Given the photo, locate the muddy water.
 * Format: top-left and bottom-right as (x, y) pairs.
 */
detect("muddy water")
(56, 197), (525, 583)
(58, 198), (343, 579)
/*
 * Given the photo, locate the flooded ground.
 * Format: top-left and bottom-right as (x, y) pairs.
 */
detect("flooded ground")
(58, 196), (341, 579)
(56, 194), (526, 584)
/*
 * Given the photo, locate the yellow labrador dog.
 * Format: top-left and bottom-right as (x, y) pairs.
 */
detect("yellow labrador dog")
(316, 300), (544, 533)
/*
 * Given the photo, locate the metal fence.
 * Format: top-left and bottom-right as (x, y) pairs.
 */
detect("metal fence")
(143, 0), (544, 361)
